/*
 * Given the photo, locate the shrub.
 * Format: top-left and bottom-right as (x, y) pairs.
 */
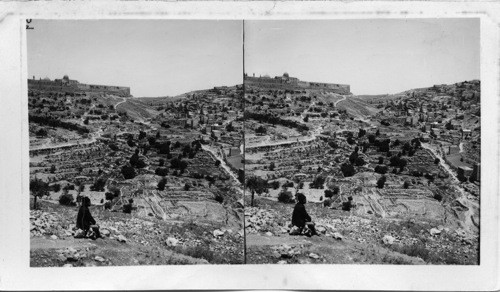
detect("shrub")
(341, 163), (356, 177)
(105, 192), (115, 201)
(310, 176), (326, 189)
(277, 191), (294, 204)
(270, 181), (280, 190)
(378, 157), (384, 164)
(324, 189), (335, 198)
(377, 176), (387, 189)
(282, 181), (294, 188)
(374, 165), (388, 174)
(51, 183), (61, 192)
(184, 183), (191, 191)
(157, 178), (167, 191)
(121, 165), (136, 179)
(59, 193), (75, 206)
(403, 181), (410, 189)
(214, 193), (224, 203)
(159, 159), (165, 167)
(90, 178), (107, 192)
(269, 162), (275, 171)
(355, 157), (366, 166)
(434, 193), (443, 201)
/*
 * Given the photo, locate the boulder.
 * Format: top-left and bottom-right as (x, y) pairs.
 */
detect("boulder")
(213, 229), (224, 237)
(382, 235), (395, 245)
(94, 256), (105, 262)
(166, 237), (179, 247)
(332, 232), (343, 240)
(316, 226), (327, 234)
(308, 253), (320, 259)
(50, 235), (58, 240)
(429, 228), (441, 236)
(100, 229), (111, 237)
(116, 235), (127, 243)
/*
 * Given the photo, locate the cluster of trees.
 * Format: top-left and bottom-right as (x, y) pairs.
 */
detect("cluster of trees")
(310, 176), (325, 189)
(244, 111), (309, 132)
(29, 115), (90, 134)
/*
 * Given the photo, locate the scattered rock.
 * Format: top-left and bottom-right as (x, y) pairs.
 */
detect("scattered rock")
(50, 235), (58, 240)
(265, 231), (273, 237)
(332, 232), (343, 240)
(382, 235), (395, 245)
(213, 229), (224, 237)
(62, 264), (73, 267)
(316, 226), (326, 234)
(116, 235), (127, 243)
(429, 228), (441, 236)
(308, 253), (320, 259)
(166, 237), (179, 247)
(277, 260), (287, 264)
(101, 229), (110, 237)
(94, 256), (105, 262)
(57, 254), (67, 262)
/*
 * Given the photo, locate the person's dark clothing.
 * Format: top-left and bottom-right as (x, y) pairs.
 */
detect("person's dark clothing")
(292, 203), (311, 228)
(76, 205), (96, 232)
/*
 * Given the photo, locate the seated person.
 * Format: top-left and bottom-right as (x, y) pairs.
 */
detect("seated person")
(75, 196), (101, 240)
(342, 196), (354, 211)
(290, 193), (318, 237)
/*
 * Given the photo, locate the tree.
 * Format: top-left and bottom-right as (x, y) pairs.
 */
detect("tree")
(50, 165), (56, 174)
(269, 162), (275, 171)
(341, 163), (356, 177)
(278, 191), (294, 204)
(255, 125), (267, 135)
(30, 178), (49, 210)
(59, 193), (75, 206)
(378, 156), (384, 164)
(157, 178), (167, 191)
(377, 176), (387, 189)
(403, 181), (410, 189)
(374, 165), (388, 174)
(138, 131), (147, 140)
(121, 165), (136, 179)
(310, 176), (326, 189)
(324, 189), (335, 198)
(246, 176), (267, 207)
(159, 158), (165, 167)
(155, 167), (169, 176)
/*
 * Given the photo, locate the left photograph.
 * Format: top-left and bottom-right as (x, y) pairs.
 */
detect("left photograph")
(28, 20), (245, 266)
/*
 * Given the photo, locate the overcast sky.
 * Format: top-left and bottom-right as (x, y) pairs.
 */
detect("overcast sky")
(28, 20), (243, 97)
(245, 19), (480, 95)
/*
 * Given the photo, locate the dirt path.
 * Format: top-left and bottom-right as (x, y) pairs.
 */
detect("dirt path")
(334, 95), (347, 107)
(201, 144), (243, 193)
(246, 233), (425, 264)
(30, 236), (209, 267)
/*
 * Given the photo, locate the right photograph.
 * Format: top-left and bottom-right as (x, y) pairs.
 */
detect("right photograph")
(243, 19), (480, 265)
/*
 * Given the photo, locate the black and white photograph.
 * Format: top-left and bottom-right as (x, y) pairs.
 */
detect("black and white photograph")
(0, 2), (498, 290)
(27, 20), (245, 266)
(243, 19), (481, 265)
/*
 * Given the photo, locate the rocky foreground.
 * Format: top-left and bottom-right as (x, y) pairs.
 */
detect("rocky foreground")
(30, 201), (244, 266)
(245, 199), (478, 265)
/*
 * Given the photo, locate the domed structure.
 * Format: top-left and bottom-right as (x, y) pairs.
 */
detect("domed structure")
(283, 72), (289, 78)
(63, 75), (69, 80)
(43, 77), (50, 81)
